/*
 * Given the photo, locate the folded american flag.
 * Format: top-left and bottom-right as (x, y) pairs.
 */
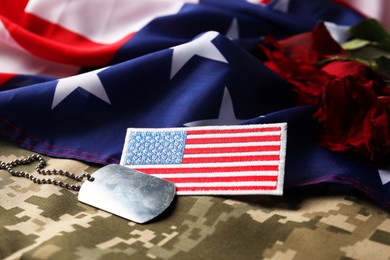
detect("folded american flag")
(121, 124), (287, 195)
(1, 0), (389, 211)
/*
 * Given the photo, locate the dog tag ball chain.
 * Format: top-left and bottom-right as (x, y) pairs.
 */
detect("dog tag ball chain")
(0, 154), (176, 224)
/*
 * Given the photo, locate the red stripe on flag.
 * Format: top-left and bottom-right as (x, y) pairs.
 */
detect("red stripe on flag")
(260, 0), (273, 5)
(165, 175), (278, 183)
(187, 127), (281, 135)
(0, 73), (17, 86)
(176, 185), (277, 192)
(4, 15), (134, 67)
(182, 155), (279, 163)
(0, 0), (29, 23)
(184, 145), (281, 154)
(186, 135), (281, 144)
(135, 165), (279, 174)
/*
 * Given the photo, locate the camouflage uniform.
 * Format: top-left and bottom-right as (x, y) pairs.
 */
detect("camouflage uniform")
(1, 137), (389, 260)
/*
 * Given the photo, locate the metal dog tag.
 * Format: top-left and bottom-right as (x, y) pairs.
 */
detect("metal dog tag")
(78, 164), (176, 223)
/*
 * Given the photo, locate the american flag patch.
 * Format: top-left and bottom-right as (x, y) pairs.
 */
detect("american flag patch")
(120, 123), (287, 195)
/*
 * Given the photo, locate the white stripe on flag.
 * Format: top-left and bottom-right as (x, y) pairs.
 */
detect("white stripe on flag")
(185, 141), (281, 149)
(184, 151), (280, 158)
(151, 171), (280, 178)
(185, 131), (281, 138)
(131, 160), (280, 169)
(174, 181), (278, 188)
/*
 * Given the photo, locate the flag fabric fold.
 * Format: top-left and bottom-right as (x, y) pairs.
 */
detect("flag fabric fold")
(1, 0), (389, 210)
(245, 106), (390, 211)
(0, 30), (294, 164)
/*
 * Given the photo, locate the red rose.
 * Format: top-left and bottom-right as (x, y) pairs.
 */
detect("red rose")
(314, 61), (389, 166)
(258, 23), (346, 105)
(275, 23), (346, 63)
(363, 99), (390, 163)
(258, 23), (390, 166)
(313, 63), (385, 156)
(287, 64), (331, 105)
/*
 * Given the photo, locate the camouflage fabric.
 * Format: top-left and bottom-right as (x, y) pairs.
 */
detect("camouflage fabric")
(1, 137), (390, 260)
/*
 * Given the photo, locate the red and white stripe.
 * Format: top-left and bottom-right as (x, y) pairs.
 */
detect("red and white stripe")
(0, 0), (197, 81)
(122, 123), (287, 195)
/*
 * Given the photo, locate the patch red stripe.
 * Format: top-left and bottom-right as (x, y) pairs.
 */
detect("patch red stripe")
(176, 185), (277, 192)
(186, 135), (280, 144)
(164, 175), (278, 183)
(184, 145), (281, 154)
(187, 127), (281, 135)
(182, 155), (279, 163)
(135, 165), (279, 174)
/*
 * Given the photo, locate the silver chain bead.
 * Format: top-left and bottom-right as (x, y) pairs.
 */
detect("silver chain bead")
(0, 154), (94, 191)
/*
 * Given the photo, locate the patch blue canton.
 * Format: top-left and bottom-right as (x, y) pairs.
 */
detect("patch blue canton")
(124, 130), (187, 165)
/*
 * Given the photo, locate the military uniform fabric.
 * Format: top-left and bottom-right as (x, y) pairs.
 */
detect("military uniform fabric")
(1, 137), (389, 260)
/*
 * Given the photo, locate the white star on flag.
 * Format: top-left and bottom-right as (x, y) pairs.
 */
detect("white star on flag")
(272, 0), (290, 12)
(51, 68), (111, 109)
(324, 22), (351, 44)
(184, 87), (243, 126)
(378, 167), (390, 185)
(170, 31), (228, 79)
(226, 18), (240, 40)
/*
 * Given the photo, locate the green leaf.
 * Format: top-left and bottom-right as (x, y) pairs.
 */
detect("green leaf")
(375, 56), (390, 79)
(349, 19), (390, 44)
(342, 39), (370, 50)
(349, 45), (390, 61)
